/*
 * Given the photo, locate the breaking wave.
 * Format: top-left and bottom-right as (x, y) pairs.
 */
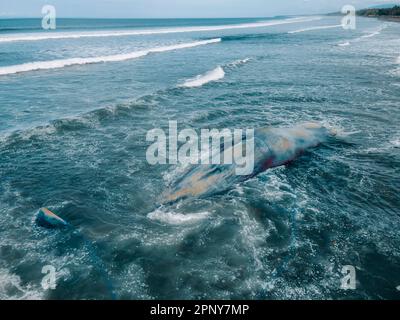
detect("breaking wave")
(288, 24), (342, 34)
(179, 66), (225, 88)
(226, 58), (251, 68)
(179, 58), (250, 88)
(336, 24), (388, 47)
(0, 38), (221, 76)
(0, 17), (321, 43)
(355, 24), (388, 41)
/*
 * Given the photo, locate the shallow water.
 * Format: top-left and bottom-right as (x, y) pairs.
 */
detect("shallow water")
(0, 16), (399, 299)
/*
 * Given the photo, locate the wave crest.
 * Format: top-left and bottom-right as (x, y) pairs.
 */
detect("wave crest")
(0, 38), (221, 76)
(288, 24), (342, 34)
(226, 58), (251, 68)
(0, 17), (321, 43)
(179, 66), (225, 88)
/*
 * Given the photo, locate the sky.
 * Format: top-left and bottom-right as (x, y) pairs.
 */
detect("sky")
(0, 0), (398, 18)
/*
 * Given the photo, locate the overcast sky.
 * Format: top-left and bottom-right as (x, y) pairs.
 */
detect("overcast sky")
(0, 0), (398, 18)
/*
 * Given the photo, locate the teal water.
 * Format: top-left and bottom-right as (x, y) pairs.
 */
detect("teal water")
(0, 16), (399, 299)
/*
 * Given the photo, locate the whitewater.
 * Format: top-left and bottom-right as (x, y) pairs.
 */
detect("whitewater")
(179, 58), (251, 88)
(180, 66), (226, 88)
(0, 38), (221, 76)
(0, 17), (321, 43)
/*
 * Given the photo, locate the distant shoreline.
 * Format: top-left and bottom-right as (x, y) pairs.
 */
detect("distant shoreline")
(358, 15), (400, 23)
(357, 6), (400, 23)
(377, 16), (400, 23)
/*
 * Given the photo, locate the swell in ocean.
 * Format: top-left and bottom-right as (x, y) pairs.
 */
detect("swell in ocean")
(288, 24), (342, 34)
(0, 56), (253, 146)
(179, 67), (226, 88)
(179, 58), (251, 88)
(337, 24), (388, 46)
(0, 16), (321, 43)
(0, 38), (221, 76)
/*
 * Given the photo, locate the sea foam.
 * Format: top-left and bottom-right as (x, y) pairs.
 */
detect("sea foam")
(227, 58), (251, 68)
(288, 24), (342, 34)
(0, 38), (221, 76)
(179, 66), (225, 88)
(179, 57), (252, 88)
(358, 24), (387, 40)
(0, 269), (43, 300)
(147, 209), (211, 225)
(0, 17), (321, 43)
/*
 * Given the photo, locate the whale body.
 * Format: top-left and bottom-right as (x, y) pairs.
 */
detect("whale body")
(162, 123), (334, 203)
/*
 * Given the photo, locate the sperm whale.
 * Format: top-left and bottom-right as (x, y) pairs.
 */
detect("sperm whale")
(162, 122), (335, 203)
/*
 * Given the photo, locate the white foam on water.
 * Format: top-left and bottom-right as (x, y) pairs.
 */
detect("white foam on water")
(148, 209), (211, 225)
(180, 57), (251, 89)
(257, 167), (296, 202)
(227, 58), (251, 68)
(390, 137), (400, 148)
(0, 38), (221, 76)
(360, 135), (400, 153)
(357, 24), (387, 40)
(0, 269), (43, 300)
(179, 66), (225, 88)
(320, 118), (362, 138)
(335, 24), (387, 47)
(0, 17), (321, 43)
(318, 119), (363, 141)
(360, 30), (381, 39)
(360, 31), (380, 39)
(288, 24), (342, 34)
(235, 206), (267, 272)
(335, 130), (362, 138)
(332, 24), (387, 47)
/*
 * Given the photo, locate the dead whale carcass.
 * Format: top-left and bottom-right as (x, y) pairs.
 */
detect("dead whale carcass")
(162, 123), (334, 203)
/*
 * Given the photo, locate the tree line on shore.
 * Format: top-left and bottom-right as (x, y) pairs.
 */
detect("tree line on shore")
(357, 6), (400, 16)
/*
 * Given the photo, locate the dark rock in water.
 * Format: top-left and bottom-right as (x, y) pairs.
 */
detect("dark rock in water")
(36, 207), (68, 229)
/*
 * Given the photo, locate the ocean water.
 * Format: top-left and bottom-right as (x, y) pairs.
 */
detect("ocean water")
(0, 16), (399, 300)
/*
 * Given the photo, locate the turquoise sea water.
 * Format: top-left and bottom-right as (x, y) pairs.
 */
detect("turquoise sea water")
(0, 16), (399, 299)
